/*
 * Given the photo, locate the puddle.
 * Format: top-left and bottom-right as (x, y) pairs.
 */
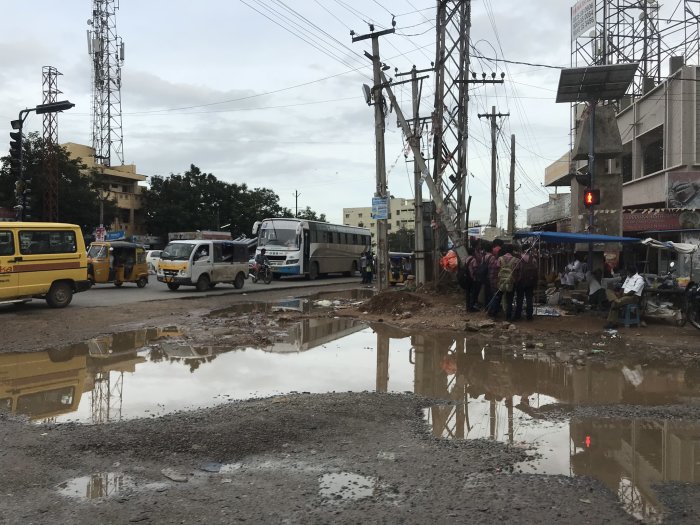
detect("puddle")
(319, 472), (378, 502)
(57, 472), (134, 500)
(424, 398), (700, 523)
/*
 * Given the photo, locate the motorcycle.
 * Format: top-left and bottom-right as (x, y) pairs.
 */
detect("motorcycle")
(686, 281), (700, 330)
(251, 263), (273, 285)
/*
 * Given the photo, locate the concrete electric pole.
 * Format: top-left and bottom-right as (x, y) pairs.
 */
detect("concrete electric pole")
(478, 107), (509, 228)
(352, 23), (395, 291)
(507, 134), (516, 235)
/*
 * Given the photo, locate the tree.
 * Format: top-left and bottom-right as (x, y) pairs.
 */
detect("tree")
(388, 227), (414, 252)
(143, 165), (326, 238)
(0, 133), (117, 233)
(296, 206), (327, 222)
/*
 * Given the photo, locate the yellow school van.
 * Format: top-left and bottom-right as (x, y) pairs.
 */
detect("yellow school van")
(0, 222), (91, 308)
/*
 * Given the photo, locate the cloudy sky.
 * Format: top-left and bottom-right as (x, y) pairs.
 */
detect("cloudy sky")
(0, 0), (577, 226)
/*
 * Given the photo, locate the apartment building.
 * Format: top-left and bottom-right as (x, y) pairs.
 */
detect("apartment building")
(63, 143), (147, 236)
(343, 197), (415, 247)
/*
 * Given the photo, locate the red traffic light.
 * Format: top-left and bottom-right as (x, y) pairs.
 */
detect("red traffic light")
(583, 189), (600, 207)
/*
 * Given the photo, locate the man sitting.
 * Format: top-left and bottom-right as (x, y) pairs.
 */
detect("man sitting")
(604, 265), (645, 329)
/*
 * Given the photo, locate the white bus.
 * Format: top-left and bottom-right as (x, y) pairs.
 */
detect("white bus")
(253, 218), (370, 280)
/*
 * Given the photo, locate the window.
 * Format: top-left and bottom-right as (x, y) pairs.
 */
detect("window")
(370, 223), (375, 227)
(387, 224), (392, 230)
(19, 230), (77, 255)
(0, 231), (14, 256)
(396, 210), (400, 216)
(345, 213), (350, 218)
(358, 213), (363, 218)
(396, 221), (400, 227)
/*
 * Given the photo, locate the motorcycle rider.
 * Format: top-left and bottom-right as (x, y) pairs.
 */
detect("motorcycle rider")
(254, 248), (270, 278)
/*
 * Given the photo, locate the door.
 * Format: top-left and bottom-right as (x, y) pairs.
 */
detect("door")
(212, 242), (236, 282)
(303, 230), (310, 274)
(0, 229), (19, 300)
(191, 242), (212, 281)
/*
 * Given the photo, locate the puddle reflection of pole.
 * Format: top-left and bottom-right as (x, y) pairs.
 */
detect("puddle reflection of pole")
(376, 332), (389, 393)
(490, 400), (496, 439)
(506, 396), (514, 444)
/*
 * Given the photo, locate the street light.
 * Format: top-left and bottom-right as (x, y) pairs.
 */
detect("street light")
(9, 100), (75, 221)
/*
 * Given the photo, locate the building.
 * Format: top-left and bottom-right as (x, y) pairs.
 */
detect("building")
(343, 198), (416, 247)
(528, 63), (700, 276)
(63, 143), (147, 237)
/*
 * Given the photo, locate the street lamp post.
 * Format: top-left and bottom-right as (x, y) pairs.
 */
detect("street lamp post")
(10, 100), (74, 221)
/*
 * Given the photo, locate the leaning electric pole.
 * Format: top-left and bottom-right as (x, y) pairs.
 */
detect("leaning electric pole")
(88, 0), (125, 167)
(352, 22), (395, 292)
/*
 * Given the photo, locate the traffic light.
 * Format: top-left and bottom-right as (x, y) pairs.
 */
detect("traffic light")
(583, 188), (600, 208)
(9, 130), (23, 176)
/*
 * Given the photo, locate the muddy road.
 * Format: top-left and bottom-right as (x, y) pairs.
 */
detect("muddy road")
(2, 282), (700, 524)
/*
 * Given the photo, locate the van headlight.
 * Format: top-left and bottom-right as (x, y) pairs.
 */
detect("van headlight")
(179, 269), (187, 276)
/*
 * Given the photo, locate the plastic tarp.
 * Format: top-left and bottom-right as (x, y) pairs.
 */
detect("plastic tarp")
(641, 237), (698, 255)
(514, 231), (640, 244)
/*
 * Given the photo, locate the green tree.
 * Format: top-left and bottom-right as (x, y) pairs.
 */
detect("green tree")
(296, 206), (327, 222)
(388, 227), (414, 252)
(0, 133), (117, 232)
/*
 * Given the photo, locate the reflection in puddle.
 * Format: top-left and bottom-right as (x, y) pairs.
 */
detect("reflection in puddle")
(319, 472), (377, 502)
(423, 401), (700, 523)
(57, 472), (134, 500)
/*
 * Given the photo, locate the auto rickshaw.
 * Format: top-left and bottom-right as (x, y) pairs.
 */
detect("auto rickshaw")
(87, 241), (149, 288)
(388, 252), (414, 286)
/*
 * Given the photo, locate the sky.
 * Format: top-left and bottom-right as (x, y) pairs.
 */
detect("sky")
(0, 0), (576, 227)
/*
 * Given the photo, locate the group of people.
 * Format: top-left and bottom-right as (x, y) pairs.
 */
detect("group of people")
(461, 239), (539, 322)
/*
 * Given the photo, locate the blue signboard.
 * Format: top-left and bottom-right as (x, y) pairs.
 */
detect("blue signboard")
(371, 197), (389, 220)
(105, 230), (126, 241)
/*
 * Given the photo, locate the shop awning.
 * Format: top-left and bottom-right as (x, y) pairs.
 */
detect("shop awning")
(641, 237), (698, 254)
(514, 231), (640, 244)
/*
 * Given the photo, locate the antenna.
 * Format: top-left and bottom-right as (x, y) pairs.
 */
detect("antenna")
(87, 0), (125, 167)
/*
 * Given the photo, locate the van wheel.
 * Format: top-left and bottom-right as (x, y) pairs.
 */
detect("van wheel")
(196, 274), (210, 292)
(167, 283), (180, 291)
(309, 262), (320, 280)
(46, 282), (73, 308)
(234, 272), (245, 289)
(136, 276), (148, 288)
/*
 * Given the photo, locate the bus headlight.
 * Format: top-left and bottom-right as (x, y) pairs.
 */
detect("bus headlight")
(286, 259), (298, 265)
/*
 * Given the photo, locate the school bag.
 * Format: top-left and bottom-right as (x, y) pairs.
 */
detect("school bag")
(474, 254), (490, 283)
(519, 257), (538, 288)
(498, 256), (516, 292)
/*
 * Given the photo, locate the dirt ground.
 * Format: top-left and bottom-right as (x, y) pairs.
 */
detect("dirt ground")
(2, 281), (700, 524)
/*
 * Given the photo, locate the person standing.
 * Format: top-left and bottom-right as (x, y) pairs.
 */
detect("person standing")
(605, 265), (645, 329)
(463, 247), (478, 312)
(513, 250), (537, 321)
(490, 244), (519, 321)
(360, 252), (368, 283)
(486, 242), (502, 317)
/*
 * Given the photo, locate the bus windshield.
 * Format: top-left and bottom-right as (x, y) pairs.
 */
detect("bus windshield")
(161, 242), (195, 261)
(258, 226), (299, 249)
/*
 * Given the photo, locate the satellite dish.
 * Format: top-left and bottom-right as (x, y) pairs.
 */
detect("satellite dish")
(362, 84), (372, 105)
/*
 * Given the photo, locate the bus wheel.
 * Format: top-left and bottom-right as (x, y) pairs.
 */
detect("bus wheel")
(310, 262), (320, 280)
(196, 274), (210, 292)
(46, 282), (73, 308)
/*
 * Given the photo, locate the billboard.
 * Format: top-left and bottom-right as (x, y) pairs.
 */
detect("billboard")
(571, 0), (596, 41)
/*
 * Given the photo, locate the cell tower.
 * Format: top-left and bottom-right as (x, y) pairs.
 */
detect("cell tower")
(42, 66), (62, 221)
(572, 0), (700, 96)
(87, 0), (125, 167)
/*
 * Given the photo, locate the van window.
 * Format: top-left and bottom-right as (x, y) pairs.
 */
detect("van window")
(19, 230), (77, 255)
(0, 231), (14, 255)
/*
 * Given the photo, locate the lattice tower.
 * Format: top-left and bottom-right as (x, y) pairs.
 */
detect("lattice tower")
(572, 1), (700, 97)
(432, 0), (471, 236)
(88, 0), (125, 166)
(42, 66), (61, 221)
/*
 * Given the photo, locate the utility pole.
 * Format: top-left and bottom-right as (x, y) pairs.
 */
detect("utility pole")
(293, 190), (300, 218)
(352, 23), (395, 292)
(507, 134), (516, 235)
(396, 65), (432, 286)
(478, 107), (509, 227)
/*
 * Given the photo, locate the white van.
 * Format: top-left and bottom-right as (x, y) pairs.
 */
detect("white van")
(156, 240), (249, 292)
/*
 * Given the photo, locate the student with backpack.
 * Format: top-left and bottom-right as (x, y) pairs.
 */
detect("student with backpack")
(489, 244), (519, 321)
(513, 249), (538, 321)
